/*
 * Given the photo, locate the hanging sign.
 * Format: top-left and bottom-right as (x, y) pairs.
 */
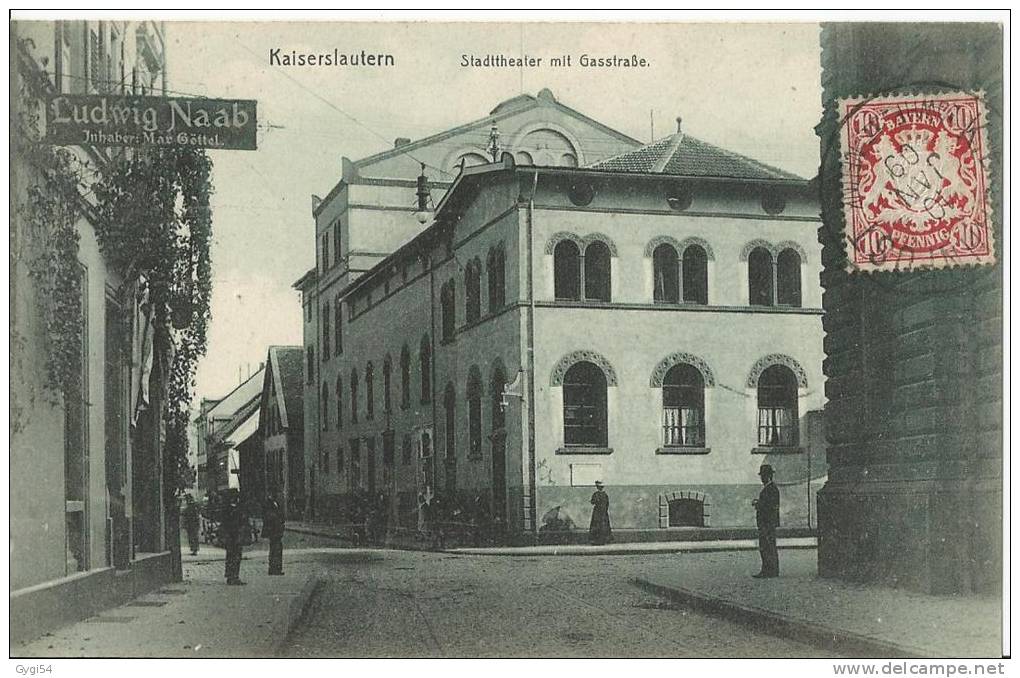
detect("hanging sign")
(44, 94), (258, 151)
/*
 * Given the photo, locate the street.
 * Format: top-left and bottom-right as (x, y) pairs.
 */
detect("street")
(282, 548), (836, 658)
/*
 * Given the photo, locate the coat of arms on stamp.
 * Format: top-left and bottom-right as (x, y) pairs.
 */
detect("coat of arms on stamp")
(839, 91), (995, 272)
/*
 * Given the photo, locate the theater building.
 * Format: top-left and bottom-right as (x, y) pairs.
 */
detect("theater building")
(300, 101), (825, 538)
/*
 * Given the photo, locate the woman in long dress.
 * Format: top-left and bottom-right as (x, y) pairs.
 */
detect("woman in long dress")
(589, 481), (612, 545)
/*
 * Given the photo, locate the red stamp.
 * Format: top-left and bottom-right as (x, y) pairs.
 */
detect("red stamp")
(839, 92), (995, 272)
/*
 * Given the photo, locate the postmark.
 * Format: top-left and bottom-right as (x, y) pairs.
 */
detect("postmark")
(839, 91), (995, 272)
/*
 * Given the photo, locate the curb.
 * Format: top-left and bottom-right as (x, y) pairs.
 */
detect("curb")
(273, 574), (322, 657)
(446, 542), (818, 557)
(632, 578), (932, 659)
(286, 525), (820, 557)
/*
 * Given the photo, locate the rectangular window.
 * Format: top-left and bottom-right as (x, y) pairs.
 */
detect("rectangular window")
(321, 302), (330, 360)
(334, 298), (343, 355)
(336, 445), (344, 478)
(56, 22), (73, 93)
(334, 221), (342, 263)
(349, 438), (361, 491)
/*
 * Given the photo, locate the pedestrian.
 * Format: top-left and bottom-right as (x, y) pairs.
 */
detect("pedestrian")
(263, 493), (285, 576)
(752, 463), (781, 578)
(182, 494), (201, 556)
(589, 481), (612, 545)
(221, 490), (246, 585)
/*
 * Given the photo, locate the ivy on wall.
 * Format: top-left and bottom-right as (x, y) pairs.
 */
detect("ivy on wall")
(12, 57), (86, 402)
(14, 40), (214, 495)
(93, 147), (214, 494)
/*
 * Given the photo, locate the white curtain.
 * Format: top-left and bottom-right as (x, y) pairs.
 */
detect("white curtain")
(663, 407), (702, 446)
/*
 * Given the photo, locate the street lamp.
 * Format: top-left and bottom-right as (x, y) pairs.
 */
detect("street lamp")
(415, 163), (432, 225)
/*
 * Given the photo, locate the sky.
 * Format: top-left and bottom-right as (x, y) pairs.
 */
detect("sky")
(166, 21), (824, 402)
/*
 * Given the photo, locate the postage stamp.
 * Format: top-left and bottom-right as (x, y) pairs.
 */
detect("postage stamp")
(838, 91), (995, 272)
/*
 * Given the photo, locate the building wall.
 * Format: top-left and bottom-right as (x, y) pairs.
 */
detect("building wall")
(11, 19), (167, 593)
(526, 178), (825, 530)
(816, 23), (1003, 594)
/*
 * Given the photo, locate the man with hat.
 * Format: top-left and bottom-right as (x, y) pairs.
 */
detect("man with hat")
(751, 464), (780, 578)
(221, 489), (246, 585)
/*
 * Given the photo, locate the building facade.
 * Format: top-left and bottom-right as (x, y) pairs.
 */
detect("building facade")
(300, 102), (825, 538)
(297, 89), (644, 523)
(257, 346), (306, 518)
(10, 20), (173, 642)
(198, 367), (265, 495)
(815, 23), (1003, 593)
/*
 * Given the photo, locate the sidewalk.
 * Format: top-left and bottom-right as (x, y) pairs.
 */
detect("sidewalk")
(634, 549), (1002, 658)
(11, 550), (326, 658)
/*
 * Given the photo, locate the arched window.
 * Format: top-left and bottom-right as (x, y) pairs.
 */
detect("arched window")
(465, 258), (481, 323)
(400, 345), (411, 409)
(748, 247), (774, 307)
(554, 240), (581, 300)
(350, 369), (359, 423)
(467, 368), (483, 459)
(488, 245), (506, 312)
(321, 382), (329, 431)
(757, 365), (799, 447)
(584, 241), (611, 302)
(365, 362), (375, 420)
(662, 364), (705, 447)
(335, 374), (343, 431)
(653, 243), (680, 303)
(441, 281), (456, 342)
(419, 336), (432, 403)
(490, 366), (507, 433)
(776, 249), (802, 307)
(334, 298), (343, 355)
(682, 245), (709, 305)
(563, 361), (608, 447)
(383, 356), (392, 412)
(443, 383), (456, 461)
(321, 301), (331, 359)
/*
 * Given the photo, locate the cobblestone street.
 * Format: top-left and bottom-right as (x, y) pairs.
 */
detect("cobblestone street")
(283, 549), (836, 658)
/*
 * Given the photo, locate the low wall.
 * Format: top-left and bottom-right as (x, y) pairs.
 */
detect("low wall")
(535, 481), (820, 532)
(10, 551), (173, 646)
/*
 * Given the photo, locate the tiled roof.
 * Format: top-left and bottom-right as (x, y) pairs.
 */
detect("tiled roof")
(589, 132), (804, 181)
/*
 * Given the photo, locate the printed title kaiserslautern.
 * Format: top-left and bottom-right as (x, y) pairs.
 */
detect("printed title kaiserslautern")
(269, 48), (395, 66)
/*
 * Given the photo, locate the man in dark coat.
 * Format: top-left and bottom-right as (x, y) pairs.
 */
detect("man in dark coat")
(589, 481), (612, 545)
(263, 493), (285, 576)
(182, 495), (201, 556)
(752, 464), (780, 578)
(221, 490), (246, 585)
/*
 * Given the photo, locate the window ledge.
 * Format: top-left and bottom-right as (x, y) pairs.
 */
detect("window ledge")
(656, 446), (711, 455)
(556, 446), (613, 455)
(752, 446), (803, 455)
